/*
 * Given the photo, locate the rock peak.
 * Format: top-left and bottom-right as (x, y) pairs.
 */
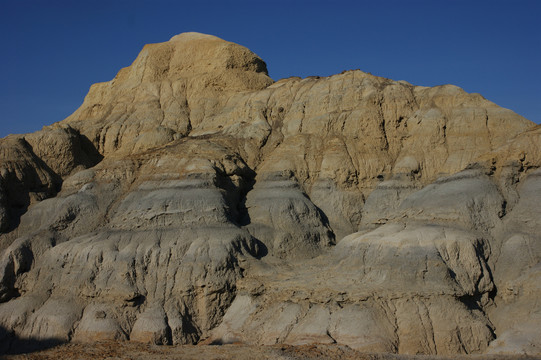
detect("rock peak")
(169, 32), (224, 42)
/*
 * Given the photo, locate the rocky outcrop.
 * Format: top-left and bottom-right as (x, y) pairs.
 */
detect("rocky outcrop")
(0, 136), (60, 234)
(62, 32), (273, 156)
(0, 32), (539, 355)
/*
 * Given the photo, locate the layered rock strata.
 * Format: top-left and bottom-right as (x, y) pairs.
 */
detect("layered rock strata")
(0, 32), (539, 355)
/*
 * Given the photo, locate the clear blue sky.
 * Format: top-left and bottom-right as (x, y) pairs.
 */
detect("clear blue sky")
(1, 0), (540, 137)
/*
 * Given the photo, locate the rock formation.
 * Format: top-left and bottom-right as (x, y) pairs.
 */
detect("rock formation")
(0, 32), (539, 355)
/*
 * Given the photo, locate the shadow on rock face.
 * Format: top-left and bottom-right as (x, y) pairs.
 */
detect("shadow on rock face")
(0, 324), (66, 355)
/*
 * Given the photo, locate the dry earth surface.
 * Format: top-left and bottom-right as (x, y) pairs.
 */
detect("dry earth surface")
(3, 342), (540, 360)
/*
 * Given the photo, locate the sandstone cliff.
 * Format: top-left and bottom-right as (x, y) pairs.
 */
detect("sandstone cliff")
(0, 32), (539, 355)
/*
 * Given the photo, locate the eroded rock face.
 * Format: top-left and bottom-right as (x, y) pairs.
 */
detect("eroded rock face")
(0, 32), (539, 355)
(0, 136), (61, 234)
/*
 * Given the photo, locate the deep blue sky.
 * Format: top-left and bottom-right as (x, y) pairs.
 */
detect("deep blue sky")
(1, 0), (540, 137)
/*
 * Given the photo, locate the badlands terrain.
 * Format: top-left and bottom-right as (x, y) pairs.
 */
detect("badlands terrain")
(0, 33), (540, 357)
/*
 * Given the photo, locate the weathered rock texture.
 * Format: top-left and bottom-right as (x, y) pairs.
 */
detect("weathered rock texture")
(0, 32), (539, 355)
